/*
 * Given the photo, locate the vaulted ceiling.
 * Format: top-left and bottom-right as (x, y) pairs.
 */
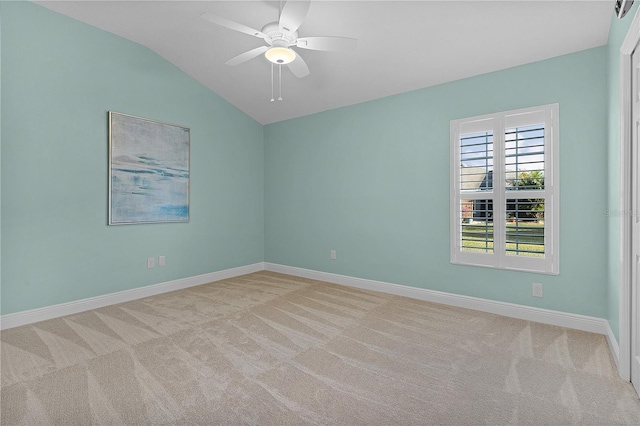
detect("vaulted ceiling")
(35, 1), (613, 124)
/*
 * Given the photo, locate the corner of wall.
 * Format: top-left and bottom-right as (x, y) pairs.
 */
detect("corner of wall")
(605, 2), (640, 380)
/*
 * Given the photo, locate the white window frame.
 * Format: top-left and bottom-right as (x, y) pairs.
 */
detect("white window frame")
(450, 104), (559, 275)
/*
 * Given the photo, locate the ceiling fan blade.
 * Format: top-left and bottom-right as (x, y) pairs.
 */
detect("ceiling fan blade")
(296, 36), (357, 52)
(225, 46), (269, 66)
(201, 12), (265, 39)
(279, 0), (310, 33)
(287, 53), (310, 78)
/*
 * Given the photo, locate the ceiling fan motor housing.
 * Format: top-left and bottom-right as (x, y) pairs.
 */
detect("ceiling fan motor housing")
(262, 22), (298, 47)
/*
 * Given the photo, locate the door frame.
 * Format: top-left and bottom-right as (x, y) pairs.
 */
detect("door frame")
(619, 7), (640, 382)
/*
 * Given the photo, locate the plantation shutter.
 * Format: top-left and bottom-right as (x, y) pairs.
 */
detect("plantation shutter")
(451, 104), (558, 275)
(460, 130), (494, 254)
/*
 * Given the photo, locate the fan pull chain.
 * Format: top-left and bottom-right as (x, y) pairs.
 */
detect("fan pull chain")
(270, 63), (275, 102)
(278, 65), (283, 101)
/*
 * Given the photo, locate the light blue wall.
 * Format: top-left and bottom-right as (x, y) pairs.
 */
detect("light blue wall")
(1, 2), (264, 314)
(265, 47), (609, 318)
(0, 1), (625, 326)
(606, 5), (640, 342)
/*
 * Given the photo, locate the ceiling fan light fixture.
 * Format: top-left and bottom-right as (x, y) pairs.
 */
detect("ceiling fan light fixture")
(265, 47), (296, 64)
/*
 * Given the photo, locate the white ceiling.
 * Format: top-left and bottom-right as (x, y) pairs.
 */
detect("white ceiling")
(34, 1), (613, 125)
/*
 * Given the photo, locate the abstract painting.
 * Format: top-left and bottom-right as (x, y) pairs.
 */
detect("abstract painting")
(109, 111), (190, 224)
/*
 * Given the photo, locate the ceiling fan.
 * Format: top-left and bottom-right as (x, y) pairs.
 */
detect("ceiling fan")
(201, 0), (357, 79)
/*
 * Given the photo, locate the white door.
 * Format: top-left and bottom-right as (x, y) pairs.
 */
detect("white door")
(632, 42), (640, 397)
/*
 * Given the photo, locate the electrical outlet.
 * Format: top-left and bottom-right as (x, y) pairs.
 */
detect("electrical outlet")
(147, 257), (155, 269)
(330, 250), (336, 260)
(158, 256), (166, 267)
(532, 283), (543, 298)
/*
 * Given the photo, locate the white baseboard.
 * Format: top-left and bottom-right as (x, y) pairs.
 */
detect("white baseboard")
(0, 262), (265, 330)
(265, 263), (610, 336)
(605, 321), (621, 371)
(2, 261), (615, 352)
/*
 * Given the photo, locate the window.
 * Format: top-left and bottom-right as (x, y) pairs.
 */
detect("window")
(450, 104), (559, 274)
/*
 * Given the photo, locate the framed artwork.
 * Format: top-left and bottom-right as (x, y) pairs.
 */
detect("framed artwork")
(108, 111), (190, 225)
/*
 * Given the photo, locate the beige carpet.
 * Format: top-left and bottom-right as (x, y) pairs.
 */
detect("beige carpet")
(1, 271), (639, 425)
